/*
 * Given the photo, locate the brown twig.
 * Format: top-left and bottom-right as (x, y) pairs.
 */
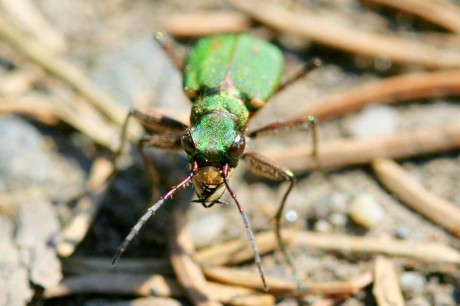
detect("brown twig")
(287, 230), (460, 264)
(0, 0), (67, 53)
(57, 157), (114, 257)
(61, 257), (173, 275)
(168, 206), (222, 306)
(0, 14), (141, 151)
(364, 0), (460, 34)
(373, 256), (404, 306)
(203, 266), (373, 297)
(43, 273), (275, 306)
(59, 257), (369, 298)
(196, 230), (282, 266)
(0, 14), (133, 132)
(196, 230), (460, 267)
(372, 158), (460, 238)
(106, 297), (182, 306)
(265, 121), (460, 172)
(300, 70), (460, 121)
(163, 11), (251, 37)
(50, 94), (120, 150)
(208, 282), (274, 306)
(0, 70), (34, 96)
(43, 273), (182, 298)
(0, 67), (120, 150)
(230, 0), (460, 68)
(311, 297), (345, 306)
(0, 97), (59, 125)
(260, 70), (460, 172)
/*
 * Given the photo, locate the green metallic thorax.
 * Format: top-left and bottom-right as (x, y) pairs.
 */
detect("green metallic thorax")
(183, 34), (284, 165)
(190, 92), (248, 131)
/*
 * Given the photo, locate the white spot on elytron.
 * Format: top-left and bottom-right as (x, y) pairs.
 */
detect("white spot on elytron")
(285, 210), (298, 223)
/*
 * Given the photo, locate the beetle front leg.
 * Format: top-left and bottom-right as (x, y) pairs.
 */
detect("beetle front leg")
(242, 152), (304, 291)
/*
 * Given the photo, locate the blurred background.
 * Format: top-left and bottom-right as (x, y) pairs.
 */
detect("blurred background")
(1, 0), (460, 305)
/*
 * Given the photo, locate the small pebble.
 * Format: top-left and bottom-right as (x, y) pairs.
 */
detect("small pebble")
(329, 212), (347, 227)
(285, 210), (298, 223)
(330, 192), (347, 212)
(433, 291), (454, 306)
(400, 272), (426, 297)
(314, 220), (332, 233)
(374, 56), (392, 71)
(395, 226), (411, 239)
(348, 104), (398, 139)
(349, 194), (385, 229)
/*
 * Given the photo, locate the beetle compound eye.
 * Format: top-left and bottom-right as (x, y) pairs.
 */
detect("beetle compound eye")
(227, 132), (246, 160)
(181, 131), (196, 154)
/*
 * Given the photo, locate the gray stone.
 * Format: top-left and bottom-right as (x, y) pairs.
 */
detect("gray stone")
(347, 104), (398, 139)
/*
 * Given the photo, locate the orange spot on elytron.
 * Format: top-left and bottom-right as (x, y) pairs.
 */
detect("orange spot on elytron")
(251, 44), (260, 54)
(211, 40), (222, 50)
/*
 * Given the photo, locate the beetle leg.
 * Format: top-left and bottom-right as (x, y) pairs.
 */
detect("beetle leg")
(116, 107), (188, 198)
(247, 115), (319, 168)
(116, 106), (188, 158)
(130, 107), (188, 134)
(242, 153), (304, 292)
(154, 32), (184, 70)
(138, 134), (183, 151)
(136, 133), (183, 190)
(275, 57), (322, 95)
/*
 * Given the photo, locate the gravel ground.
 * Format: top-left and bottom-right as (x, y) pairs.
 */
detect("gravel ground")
(1, 0), (460, 305)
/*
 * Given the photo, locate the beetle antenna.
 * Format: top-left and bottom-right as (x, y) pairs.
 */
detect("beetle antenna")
(111, 163), (198, 266)
(222, 164), (269, 292)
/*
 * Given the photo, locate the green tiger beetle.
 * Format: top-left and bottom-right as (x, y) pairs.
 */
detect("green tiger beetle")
(111, 32), (320, 291)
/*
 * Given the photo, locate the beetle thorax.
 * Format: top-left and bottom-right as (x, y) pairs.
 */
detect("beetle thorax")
(190, 93), (249, 131)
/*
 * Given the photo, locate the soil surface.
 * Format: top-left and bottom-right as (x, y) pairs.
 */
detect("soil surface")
(1, 1), (460, 306)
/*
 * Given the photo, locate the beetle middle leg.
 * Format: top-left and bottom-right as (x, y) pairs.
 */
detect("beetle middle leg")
(137, 133), (183, 188)
(116, 107), (188, 197)
(247, 56), (322, 164)
(242, 152), (304, 291)
(116, 107), (187, 155)
(247, 115), (319, 168)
